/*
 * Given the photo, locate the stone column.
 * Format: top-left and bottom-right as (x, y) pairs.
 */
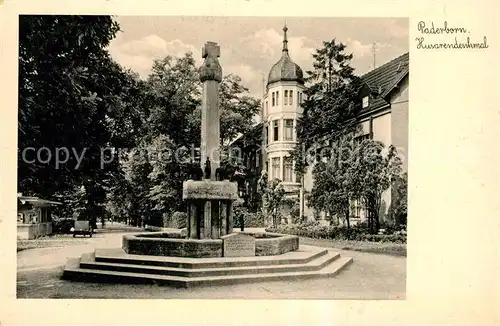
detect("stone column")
(204, 201), (212, 239)
(199, 42), (222, 180)
(227, 200), (234, 234)
(189, 202), (198, 239)
(187, 202), (191, 237)
(220, 201), (227, 236)
(211, 201), (220, 238)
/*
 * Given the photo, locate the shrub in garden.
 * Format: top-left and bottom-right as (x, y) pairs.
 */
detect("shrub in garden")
(232, 201), (247, 227)
(234, 210), (265, 228)
(266, 222), (406, 243)
(162, 211), (187, 228)
(162, 213), (171, 228)
(171, 211), (187, 228)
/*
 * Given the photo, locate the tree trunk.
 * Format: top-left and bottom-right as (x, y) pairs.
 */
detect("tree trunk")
(374, 195), (381, 234)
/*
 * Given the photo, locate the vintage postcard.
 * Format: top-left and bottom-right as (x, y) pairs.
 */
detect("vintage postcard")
(0, 0), (498, 325)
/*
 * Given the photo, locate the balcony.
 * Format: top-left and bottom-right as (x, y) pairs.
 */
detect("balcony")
(266, 140), (298, 153)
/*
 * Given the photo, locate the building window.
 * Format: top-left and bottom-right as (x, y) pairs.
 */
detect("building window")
(265, 101), (268, 114)
(284, 119), (293, 141)
(264, 126), (269, 145)
(295, 169), (301, 184)
(272, 157), (280, 180)
(273, 120), (279, 141)
(289, 90), (293, 105)
(362, 96), (369, 108)
(355, 133), (371, 144)
(283, 157), (293, 182)
(272, 92), (275, 106)
(276, 91), (279, 105)
(284, 90), (288, 105)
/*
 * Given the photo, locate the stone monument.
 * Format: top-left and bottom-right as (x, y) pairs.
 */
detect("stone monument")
(63, 41), (352, 289)
(182, 41), (239, 240)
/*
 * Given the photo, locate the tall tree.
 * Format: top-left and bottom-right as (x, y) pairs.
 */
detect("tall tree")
(389, 172), (408, 227)
(348, 140), (403, 233)
(218, 74), (261, 146)
(292, 39), (362, 175)
(18, 15), (147, 227)
(146, 54), (201, 146)
(258, 172), (286, 228)
(19, 16), (120, 195)
(147, 134), (191, 223)
(307, 135), (355, 228)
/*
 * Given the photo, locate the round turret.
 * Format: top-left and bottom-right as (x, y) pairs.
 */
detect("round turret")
(267, 25), (304, 86)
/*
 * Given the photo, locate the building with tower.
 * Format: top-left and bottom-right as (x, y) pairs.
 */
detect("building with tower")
(230, 25), (409, 226)
(262, 25), (306, 212)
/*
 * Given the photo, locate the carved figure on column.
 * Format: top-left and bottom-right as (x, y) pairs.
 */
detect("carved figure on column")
(204, 157), (212, 179)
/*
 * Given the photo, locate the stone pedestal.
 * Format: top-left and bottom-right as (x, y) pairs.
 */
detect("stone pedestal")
(183, 180), (238, 240)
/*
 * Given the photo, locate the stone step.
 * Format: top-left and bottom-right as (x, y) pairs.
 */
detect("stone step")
(79, 251), (340, 277)
(62, 253), (353, 288)
(94, 245), (328, 269)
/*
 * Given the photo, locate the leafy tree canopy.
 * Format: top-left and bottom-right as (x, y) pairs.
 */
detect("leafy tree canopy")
(293, 39), (362, 175)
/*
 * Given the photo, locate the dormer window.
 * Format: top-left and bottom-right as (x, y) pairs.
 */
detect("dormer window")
(362, 96), (369, 108)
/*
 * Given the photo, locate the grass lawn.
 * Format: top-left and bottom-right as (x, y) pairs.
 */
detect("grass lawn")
(299, 237), (406, 257)
(17, 223), (144, 252)
(17, 234), (90, 252)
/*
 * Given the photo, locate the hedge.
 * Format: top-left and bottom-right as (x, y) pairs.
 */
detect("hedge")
(163, 212), (187, 229)
(266, 223), (406, 243)
(233, 211), (265, 228)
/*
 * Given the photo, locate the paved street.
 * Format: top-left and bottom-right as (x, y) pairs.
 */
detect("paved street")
(17, 226), (406, 299)
(17, 223), (142, 272)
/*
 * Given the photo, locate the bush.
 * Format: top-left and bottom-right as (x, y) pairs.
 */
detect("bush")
(163, 211), (187, 228)
(172, 211), (187, 228)
(355, 233), (406, 243)
(233, 211), (265, 228)
(265, 222), (406, 243)
(232, 202), (247, 226)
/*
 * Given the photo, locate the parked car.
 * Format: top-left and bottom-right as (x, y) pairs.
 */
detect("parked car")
(71, 220), (93, 237)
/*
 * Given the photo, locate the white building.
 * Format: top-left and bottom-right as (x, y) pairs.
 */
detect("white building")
(262, 25), (305, 200)
(232, 25), (409, 225)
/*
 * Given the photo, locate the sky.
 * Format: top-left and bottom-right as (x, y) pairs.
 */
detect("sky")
(108, 16), (409, 98)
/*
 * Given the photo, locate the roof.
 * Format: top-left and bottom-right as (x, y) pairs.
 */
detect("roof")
(267, 53), (304, 86)
(18, 196), (62, 206)
(267, 25), (304, 86)
(360, 52), (409, 113)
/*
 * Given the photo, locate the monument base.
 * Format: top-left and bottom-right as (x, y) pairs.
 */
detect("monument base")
(121, 231), (299, 257)
(62, 245), (353, 288)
